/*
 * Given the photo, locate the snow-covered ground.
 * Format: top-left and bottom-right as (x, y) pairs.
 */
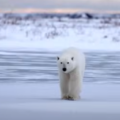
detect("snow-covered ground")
(1, 14), (120, 120)
(0, 82), (120, 120)
(0, 16), (120, 52)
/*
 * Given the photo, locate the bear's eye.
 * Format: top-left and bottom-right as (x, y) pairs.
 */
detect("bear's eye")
(61, 62), (62, 64)
(57, 57), (59, 60)
(67, 62), (69, 64)
(71, 57), (74, 60)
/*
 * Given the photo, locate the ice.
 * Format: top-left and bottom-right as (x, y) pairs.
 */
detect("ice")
(0, 83), (120, 120)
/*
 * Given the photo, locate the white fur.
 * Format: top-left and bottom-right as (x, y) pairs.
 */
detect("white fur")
(57, 47), (86, 100)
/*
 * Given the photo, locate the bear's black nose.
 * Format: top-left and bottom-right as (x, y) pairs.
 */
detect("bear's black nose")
(63, 68), (67, 71)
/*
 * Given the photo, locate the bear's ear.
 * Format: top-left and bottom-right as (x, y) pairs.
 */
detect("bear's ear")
(57, 57), (59, 60)
(71, 57), (74, 60)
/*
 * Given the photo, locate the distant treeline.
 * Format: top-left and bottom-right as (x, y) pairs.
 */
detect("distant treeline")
(1, 13), (120, 20)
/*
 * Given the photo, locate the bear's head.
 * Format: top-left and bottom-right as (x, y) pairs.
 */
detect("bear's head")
(57, 54), (77, 73)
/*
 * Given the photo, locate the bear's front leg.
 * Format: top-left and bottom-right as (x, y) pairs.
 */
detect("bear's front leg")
(68, 78), (81, 101)
(59, 73), (69, 100)
(60, 79), (69, 100)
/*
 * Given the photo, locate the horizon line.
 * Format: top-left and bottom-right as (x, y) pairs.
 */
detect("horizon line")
(0, 8), (120, 14)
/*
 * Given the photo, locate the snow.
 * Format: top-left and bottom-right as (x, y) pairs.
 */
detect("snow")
(0, 15), (120, 119)
(0, 17), (120, 52)
(1, 39), (120, 52)
(0, 82), (120, 120)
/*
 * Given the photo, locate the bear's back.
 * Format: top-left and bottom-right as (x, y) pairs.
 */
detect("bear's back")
(62, 47), (84, 58)
(60, 47), (85, 65)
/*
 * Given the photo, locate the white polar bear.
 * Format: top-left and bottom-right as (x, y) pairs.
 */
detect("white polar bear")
(57, 47), (86, 100)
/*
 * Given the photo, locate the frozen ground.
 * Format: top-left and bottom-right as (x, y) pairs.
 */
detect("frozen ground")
(1, 14), (120, 120)
(0, 83), (120, 120)
(0, 50), (120, 120)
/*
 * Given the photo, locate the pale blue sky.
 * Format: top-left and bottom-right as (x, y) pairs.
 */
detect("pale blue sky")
(0, 0), (120, 11)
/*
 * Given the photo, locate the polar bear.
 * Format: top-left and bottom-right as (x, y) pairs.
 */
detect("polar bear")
(57, 47), (86, 100)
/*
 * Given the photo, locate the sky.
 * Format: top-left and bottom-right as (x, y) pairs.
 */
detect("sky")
(0, 0), (120, 13)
